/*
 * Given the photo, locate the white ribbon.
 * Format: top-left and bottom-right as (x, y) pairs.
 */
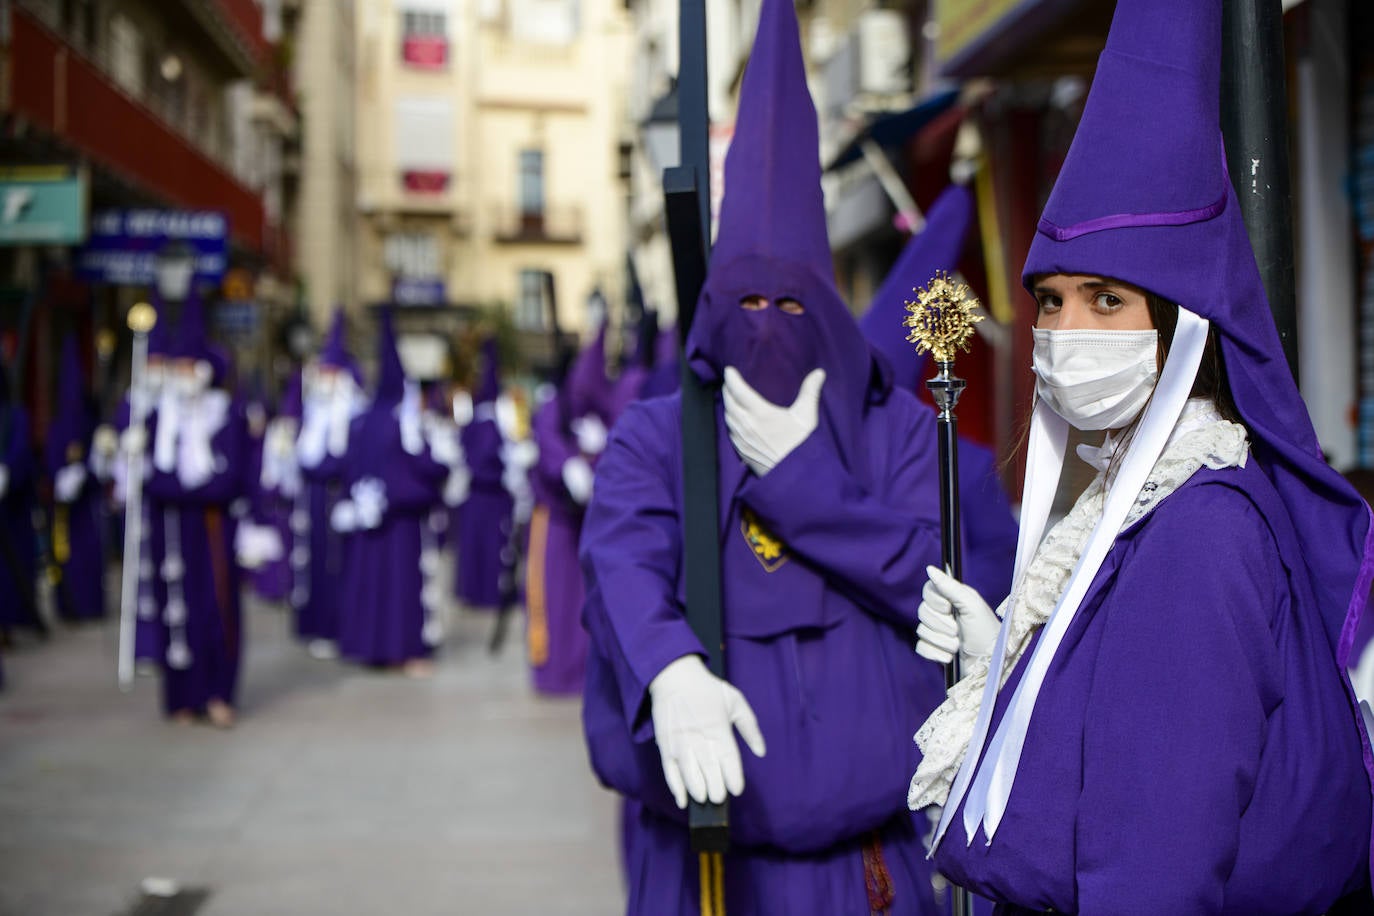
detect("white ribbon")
(932, 308), (1210, 852)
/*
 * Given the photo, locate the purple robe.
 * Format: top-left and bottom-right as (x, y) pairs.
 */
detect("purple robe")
(335, 418), (446, 665)
(525, 398), (589, 695)
(455, 415), (512, 610)
(582, 391), (950, 914)
(337, 309), (447, 665)
(934, 465), (1371, 912)
(46, 336), (106, 621)
(296, 451), (348, 643)
(144, 400), (250, 716)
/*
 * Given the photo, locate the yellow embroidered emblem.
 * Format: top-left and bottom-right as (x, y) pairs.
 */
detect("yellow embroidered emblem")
(741, 508), (789, 573)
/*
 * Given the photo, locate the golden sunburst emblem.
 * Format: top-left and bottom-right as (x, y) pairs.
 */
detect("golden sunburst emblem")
(903, 272), (984, 363)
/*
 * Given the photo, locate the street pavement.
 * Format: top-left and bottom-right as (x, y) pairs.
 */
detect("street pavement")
(0, 600), (624, 916)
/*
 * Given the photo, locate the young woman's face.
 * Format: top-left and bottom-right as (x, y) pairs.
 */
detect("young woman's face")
(1032, 274), (1153, 331)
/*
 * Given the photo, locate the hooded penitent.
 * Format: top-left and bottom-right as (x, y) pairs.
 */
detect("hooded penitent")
(47, 335), (105, 620)
(336, 308), (446, 664)
(456, 334), (515, 610)
(143, 289), (249, 717)
(684, 0), (876, 443)
(581, 0), (950, 910)
(292, 311), (361, 648)
(858, 185), (1016, 609)
(924, 0), (1373, 908)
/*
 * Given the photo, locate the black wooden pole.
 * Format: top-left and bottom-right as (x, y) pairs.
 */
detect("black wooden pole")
(666, 0), (730, 856)
(1221, 0), (1299, 380)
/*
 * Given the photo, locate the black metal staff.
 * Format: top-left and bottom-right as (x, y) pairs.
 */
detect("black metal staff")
(1221, 0), (1297, 380)
(905, 272), (983, 916)
(660, 0), (729, 905)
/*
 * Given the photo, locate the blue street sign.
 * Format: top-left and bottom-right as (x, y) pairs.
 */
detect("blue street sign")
(77, 209), (229, 285)
(392, 276), (447, 307)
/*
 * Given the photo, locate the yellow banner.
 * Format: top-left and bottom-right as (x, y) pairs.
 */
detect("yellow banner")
(936, 0), (1026, 64)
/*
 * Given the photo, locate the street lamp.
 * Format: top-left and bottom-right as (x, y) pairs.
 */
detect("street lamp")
(640, 82), (681, 175)
(155, 241), (196, 304)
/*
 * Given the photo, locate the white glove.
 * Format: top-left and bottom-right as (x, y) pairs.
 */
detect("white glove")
(571, 414), (609, 457)
(351, 478), (388, 530)
(443, 466), (472, 507)
(561, 455), (594, 506)
(121, 425), (148, 456)
(330, 500), (359, 533)
(722, 366), (825, 476)
(235, 522), (284, 570)
(650, 655), (767, 809)
(0, 464), (8, 500)
(54, 464), (88, 503)
(916, 566), (1001, 667)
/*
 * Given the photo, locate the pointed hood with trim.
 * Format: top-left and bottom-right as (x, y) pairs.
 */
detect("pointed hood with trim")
(684, 0), (878, 458)
(1023, 0), (1372, 672)
(860, 184), (976, 392)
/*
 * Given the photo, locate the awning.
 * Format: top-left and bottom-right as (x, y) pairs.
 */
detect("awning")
(825, 89), (961, 172)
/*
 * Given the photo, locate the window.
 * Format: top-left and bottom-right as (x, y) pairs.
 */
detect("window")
(518, 149), (544, 217)
(509, 0), (579, 46)
(109, 15), (144, 98)
(401, 8), (449, 68)
(516, 269), (548, 330)
(384, 233), (442, 279)
(395, 97), (455, 192)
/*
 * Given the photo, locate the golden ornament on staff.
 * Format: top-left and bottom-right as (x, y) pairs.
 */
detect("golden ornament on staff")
(903, 271), (984, 364)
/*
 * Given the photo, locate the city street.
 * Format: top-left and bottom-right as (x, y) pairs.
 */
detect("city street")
(0, 604), (623, 916)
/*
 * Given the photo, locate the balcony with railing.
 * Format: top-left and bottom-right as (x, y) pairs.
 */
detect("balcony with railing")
(10, 9), (268, 253)
(490, 206), (584, 245)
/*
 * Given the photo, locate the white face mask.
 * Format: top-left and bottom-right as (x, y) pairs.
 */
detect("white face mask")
(1032, 327), (1159, 431)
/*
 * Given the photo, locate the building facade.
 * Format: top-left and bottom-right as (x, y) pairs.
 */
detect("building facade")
(354, 0), (631, 375)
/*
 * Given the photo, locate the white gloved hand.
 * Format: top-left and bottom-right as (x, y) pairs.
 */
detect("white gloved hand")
(54, 463), (88, 503)
(649, 654), (767, 809)
(916, 566), (1001, 667)
(561, 455), (595, 506)
(121, 425), (148, 456)
(571, 414), (609, 457)
(443, 466), (472, 507)
(351, 478), (388, 530)
(330, 500), (359, 534)
(722, 366), (825, 476)
(0, 464), (8, 501)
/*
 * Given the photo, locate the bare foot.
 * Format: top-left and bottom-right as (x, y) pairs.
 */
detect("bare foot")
(206, 699), (237, 729)
(170, 710), (196, 726)
(402, 658), (435, 679)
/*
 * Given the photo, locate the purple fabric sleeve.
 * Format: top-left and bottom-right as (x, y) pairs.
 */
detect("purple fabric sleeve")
(1075, 491), (1277, 913)
(580, 403), (706, 740)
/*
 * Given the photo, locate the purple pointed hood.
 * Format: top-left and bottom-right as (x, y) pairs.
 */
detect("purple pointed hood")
(1024, 0), (1373, 714)
(684, 0), (879, 461)
(278, 369), (303, 422)
(860, 184), (976, 391)
(46, 335), (92, 471)
(473, 336), (502, 406)
(319, 306), (363, 386)
(171, 290), (230, 386)
(373, 307), (407, 407)
(565, 323), (610, 420)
